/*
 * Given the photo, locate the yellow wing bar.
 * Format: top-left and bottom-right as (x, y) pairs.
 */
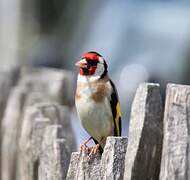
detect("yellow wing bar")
(115, 102), (121, 136)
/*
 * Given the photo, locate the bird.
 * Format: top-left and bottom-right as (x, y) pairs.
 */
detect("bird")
(75, 51), (121, 155)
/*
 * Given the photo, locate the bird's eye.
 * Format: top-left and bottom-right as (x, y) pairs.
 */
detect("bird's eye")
(87, 60), (98, 66)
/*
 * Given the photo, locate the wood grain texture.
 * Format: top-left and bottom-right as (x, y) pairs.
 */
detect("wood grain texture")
(160, 84), (190, 180)
(66, 137), (128, 180)
(19, 103), (75, 180)
(124, 83), (163, 180)
(101, 137), (128, 180)
(39, 125), (70, 180)
(1, 67), (75, 180)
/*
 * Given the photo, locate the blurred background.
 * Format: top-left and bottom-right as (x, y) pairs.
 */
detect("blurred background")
(1, 0), (190, 147)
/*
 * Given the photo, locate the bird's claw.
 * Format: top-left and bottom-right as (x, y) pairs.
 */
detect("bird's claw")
(89, 144), (100, 155)
(80, 137), (100, 155)
(80, 144), (90, 153)
(80, 137), (92, 153)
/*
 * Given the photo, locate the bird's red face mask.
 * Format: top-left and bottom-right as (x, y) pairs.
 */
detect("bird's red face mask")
(75, 52), (99, 76)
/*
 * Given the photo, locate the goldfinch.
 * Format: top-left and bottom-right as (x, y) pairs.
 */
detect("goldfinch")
(75, 51), (121, 154)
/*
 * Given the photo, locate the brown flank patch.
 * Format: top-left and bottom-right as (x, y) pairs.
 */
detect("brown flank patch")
(91, 83), (108, 102)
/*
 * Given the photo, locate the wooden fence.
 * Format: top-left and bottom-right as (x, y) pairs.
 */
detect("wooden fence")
(0, 66), (189, 180)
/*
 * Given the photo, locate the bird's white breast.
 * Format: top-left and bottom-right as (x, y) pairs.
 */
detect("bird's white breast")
(75, 76), (114, 146)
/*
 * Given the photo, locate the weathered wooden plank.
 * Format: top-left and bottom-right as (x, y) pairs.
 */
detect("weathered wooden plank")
(124, 83), (163, 180)
(19, 103), (75, 180)
(1, 67), (75, 180)
(1, 87), (28, 180)
(67, 137), (128, 180)
(66, 152), (80, 180)
(39, 125), (71, 180)
(20, 67), (75, 106)
(160, 84), (190, 180)
(0, 67), (20, 180)
(66, 152), (101, 180)
(101, 137), (128, 180)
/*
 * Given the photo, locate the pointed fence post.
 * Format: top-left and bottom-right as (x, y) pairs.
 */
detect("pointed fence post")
(124, 83), (163, 180)
(39, 125), (71, 180)
(160, 84), (190, 180)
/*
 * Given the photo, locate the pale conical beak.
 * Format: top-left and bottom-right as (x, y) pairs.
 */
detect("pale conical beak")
(75, 59), (87, 68)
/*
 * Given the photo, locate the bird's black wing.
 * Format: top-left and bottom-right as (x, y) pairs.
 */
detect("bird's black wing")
(109, 80), (122, 136)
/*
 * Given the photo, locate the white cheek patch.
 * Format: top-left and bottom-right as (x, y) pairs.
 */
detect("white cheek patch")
(94, 63), (104, 76)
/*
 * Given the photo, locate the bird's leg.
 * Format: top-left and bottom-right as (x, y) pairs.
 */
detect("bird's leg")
(89, 144), (100, 155)
(80, 137), (92, 152)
